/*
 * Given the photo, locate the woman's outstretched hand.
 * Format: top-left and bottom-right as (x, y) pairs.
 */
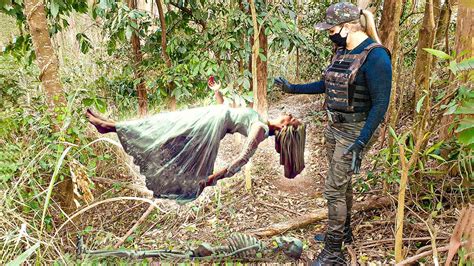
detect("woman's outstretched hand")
(274, 76), (292, 92)
(198, 168), (228, 194)
(208, 76), (221, 91)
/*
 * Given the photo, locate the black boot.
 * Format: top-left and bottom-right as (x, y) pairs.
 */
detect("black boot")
(342, 216), (353, 245)
(314, 218), (353, 245)
(312, 234), (347, 266)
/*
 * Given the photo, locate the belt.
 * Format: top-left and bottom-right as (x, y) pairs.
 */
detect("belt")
(327, 110), (368, 123)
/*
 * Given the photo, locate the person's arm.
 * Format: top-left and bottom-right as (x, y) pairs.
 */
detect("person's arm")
(356, 48), (392, 145)
(214, 90), (224, 104)
(224, 122), (267, 177)
(287, 81), (326, 94)
(275, 77), (325, 94)
(199, 123), (266, 191)
(208, 78), (224, 104)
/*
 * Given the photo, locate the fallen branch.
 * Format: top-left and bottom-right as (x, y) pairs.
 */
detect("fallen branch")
(250, 196), (392, 237)
(395, 241), (467, 266)
(347, 245), (357, 266)
(114, 199), (159, 248)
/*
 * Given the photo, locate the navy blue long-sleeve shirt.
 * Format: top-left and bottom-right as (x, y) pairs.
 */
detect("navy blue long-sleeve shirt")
(285, 38), (392, 145)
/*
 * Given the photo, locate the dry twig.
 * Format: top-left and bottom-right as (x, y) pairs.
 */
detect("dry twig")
(114, 199), (159, 248)
(396, 241), (468, 265)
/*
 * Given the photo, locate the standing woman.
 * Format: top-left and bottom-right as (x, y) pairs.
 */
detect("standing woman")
(275, 2), (391, 264)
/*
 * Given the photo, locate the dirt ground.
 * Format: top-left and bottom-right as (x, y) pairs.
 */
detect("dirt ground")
(70, 94), (457, 264)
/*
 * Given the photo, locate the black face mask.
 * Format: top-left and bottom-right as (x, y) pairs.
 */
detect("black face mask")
(329, 26), (348, 47)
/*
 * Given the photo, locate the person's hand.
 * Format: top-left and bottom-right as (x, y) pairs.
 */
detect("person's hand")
(343, 140), (365, 174)
(198, 168), (228, 194)
(274, 77), (291, 92)
(208, 76), (221, 91)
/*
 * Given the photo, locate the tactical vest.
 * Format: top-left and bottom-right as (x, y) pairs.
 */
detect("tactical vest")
(324, 43), (390, 113)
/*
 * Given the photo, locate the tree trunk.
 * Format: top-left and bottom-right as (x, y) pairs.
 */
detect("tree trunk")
(454, 0), (474, 63)
(379, 0), (403, 54)
(433, 0), (451, 52)
(295, 0), (302, 81)
(23, 0), (66, 114)
(128, 0), (148, 116)
(413, 0), (437, 126)
(256, 28), (268, 118)
(156, 0), (175, 110)
(249, 0), (268, 119)
(378, 0), (403, 147)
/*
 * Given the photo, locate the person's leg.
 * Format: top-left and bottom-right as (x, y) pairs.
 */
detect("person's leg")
(313, 125), (352, 265)
(314, 126), (336, 243)
(86, 109), (116, 134)
(325, 138), (352, 240)
(344, 177), (353, 244)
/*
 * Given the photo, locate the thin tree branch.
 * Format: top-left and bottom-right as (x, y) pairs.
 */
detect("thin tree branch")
(168, 1), (207, 30)
(395, 241), (467, 265)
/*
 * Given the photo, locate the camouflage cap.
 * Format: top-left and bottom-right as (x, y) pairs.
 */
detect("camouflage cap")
(315, 2), (361, 30)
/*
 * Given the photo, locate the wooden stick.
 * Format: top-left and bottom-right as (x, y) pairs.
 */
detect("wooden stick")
(395, 241), (467, 266)
(114, 199), (159, 248)
(347, 245), (357, 266)
(250, 196), (392, 237)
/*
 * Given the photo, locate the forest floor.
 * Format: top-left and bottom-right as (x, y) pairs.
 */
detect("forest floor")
(70, 94), (458, 264)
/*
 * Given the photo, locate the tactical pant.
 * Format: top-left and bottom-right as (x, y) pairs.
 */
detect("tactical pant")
(323, 121), (378, 240)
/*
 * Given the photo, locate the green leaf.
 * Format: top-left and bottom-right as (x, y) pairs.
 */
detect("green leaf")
(50, 0), (59, 18)
(424, 140), (444, 156)
(457, 128), (474, 145)
(428, 154), (446, 162)
(454, 101), (474, 114)
(416, 95), (427, 113)
(83, 98), (94, 106)
(389, 126), (398, 141)
(82, 225), (93, 235)
(243, 78), (250, 90)
(448, 57), (474, 74)
(94, 98), (107, 113)
(455, 118), (474, 133)
(423, 48), (452, 60)
(436, 202), (442, 211)
(76, 33), (92, 54)
(41, 146), (72, 233)
(125, 25), (133, 41)
(99, 0), (110, 10)
(7, 242), (40, 266)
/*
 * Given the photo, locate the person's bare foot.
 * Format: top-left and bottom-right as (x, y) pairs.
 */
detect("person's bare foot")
(86, 109), (111, 121)
(86, 109), (116, 134)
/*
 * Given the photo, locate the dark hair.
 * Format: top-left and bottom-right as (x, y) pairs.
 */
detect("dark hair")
(275, 124), (306, 178)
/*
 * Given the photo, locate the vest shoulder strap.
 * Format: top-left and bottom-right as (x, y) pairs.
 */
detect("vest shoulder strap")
(359, 43), (391, 66)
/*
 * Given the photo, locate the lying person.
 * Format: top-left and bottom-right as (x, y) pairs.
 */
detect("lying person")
(86, 79), (306, 201)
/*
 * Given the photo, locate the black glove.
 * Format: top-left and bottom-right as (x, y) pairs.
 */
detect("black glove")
(274, 77), (292, 92)
(343, 140), (365, 174)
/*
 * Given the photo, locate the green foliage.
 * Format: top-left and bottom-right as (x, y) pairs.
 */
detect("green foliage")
(442, 55), (474, 149)
(76, 32), (92, 54)
(7, 242), (40, 266)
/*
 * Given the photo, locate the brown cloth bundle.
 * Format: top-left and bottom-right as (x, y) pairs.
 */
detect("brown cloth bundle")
(275, 124), (306, 178)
